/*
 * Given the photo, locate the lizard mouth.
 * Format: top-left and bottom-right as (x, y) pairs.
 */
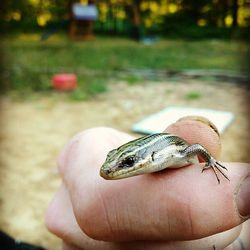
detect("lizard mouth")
(100, 168), (114, 180)
(100, 164), (145, 180)
(100, 168), (133, 180)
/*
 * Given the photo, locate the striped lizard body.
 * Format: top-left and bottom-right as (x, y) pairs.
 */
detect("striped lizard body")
(100, 133), (229, 183)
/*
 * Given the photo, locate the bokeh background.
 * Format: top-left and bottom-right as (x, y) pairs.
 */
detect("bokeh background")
(0, 0), (249, 249)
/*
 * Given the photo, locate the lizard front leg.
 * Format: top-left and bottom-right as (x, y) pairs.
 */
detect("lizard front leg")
(180, 143), (229, 184)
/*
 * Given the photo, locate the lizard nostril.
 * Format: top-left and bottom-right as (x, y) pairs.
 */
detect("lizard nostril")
(106, 169), (112, 174)
(100, 168), (113, 180)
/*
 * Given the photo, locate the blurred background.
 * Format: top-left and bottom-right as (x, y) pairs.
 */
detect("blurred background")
(0, 0), (249, 249)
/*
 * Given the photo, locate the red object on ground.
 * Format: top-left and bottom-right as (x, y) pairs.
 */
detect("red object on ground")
(52, 74), (77, 91)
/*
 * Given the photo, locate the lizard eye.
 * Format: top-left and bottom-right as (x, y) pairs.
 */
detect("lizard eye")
(122, 156), (135, 167)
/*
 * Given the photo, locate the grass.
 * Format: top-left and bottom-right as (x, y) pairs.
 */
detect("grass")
(125, 75), (144, 85)
(185, 91), (202, 100)
(1, 33), (247, 99)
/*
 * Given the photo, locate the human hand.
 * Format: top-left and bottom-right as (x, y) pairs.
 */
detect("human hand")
(46, 119), (250, 249)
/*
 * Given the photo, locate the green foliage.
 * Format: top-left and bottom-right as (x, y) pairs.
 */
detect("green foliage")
(69, 89), (88, 101)
(87, 80), (108, 95)
(185, 91), (202, 100)
(67, 78), (108, 101)
(1, 34), (246, 99)
(8, 66), (52, 92)
(125, 75), (143, 85)
(2, 0), (249, 38)
(162, 12), (237, 39)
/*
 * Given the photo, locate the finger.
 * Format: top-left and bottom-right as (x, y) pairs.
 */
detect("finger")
(231, 219), (250, 249)
(45, 184), (115, 249)
(59, 119), (220, 194)
(46, 184), (243, 250)
(57, 127), (133, 175)
(169, 225), (242, 250)
(61, 227), (243, 250)
(166, 116), (221, 158)
(58, 127), (250, 241)
(62, 242), (83, 250)
(240, 219), (250, 248)
(45, 185), (87, 247)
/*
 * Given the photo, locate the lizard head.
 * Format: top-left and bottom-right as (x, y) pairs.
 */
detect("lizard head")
(100, 137), (152, 180)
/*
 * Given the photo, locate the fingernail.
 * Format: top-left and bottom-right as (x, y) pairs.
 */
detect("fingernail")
(236, 176), (250, 217)
(177, 116), (220, 137)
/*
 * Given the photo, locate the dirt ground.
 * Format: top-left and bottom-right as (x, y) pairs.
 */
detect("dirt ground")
(0, 80), (249, 250)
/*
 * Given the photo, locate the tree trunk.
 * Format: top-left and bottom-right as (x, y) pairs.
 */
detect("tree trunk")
(232, 0), (238, 27)
(131, 0), (141, 40)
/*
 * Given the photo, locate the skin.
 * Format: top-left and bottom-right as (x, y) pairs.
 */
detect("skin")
(45, 119), (250, 249)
